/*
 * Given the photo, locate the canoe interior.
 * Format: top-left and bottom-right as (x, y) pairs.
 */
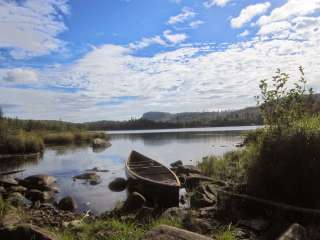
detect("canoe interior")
(127, 151), (179, 186)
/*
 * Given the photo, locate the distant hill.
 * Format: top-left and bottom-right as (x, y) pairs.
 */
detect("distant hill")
(142, 107), (261, 124)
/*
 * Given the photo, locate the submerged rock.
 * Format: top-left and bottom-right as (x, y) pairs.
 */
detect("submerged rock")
(123, 192), (146, 212)
(73, 172), (101, 185)
(108, 178), (127, 192)
(58, 196), (77, 212)
(86, 167), (109, 173)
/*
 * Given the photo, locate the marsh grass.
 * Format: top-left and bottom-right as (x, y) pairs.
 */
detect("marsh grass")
(0, 130), (44, 154)
(213, 225), (237, 240)
(42, 131), (108, 145)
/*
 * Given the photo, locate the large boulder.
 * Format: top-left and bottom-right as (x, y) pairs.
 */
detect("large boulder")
(92, 138), (111, 148)
(278, 223), (306, 240)
(123, 192), (146, 212)
(108, 178), (127, 192)
(58, 196), (77, 212)
(20, 175), (56, 190)
(26, 189), (54, 202)
(0, 224), (58, 240)
(142, 224), (212, 240)
(6, 192), (32, 208)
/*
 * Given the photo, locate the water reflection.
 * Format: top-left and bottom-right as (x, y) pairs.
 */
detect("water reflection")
(0, 126), (259, 214)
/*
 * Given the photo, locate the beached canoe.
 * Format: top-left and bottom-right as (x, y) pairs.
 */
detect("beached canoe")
(125, 150), (181, 207)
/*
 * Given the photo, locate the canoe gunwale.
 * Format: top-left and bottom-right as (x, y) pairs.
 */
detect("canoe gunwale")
(125, 151), (181, 188)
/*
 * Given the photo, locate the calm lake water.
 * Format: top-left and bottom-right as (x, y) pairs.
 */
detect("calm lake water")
(0, 126), (259, 214)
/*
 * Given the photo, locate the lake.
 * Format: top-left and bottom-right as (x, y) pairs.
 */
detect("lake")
(0, 126), (259, 214)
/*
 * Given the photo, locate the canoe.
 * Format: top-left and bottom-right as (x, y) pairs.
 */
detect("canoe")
(125, 150), (181, 208)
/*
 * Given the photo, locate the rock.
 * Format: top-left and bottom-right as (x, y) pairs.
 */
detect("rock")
(142, 224), (212, 240)
(123, 192), (146, 212)
(58, 196), (77, 212)
(0, 177), (18, 187)
(20, 175), (56, 190)
(176, 165), (202, 175)
(86, 167), (109, 172)
(92, 138), (111, 148)
(162, 207), (199, 221)
(278, 223), (306, 240)
(183, 217), (215, 234)
(0, 224), (58, 240)
(184, 174), (214, 189)
(0, 213), (21, 228)
(73, 172), (102, 185)
(26, 189), (54, 202)
(108, 178), (127, 192)
(238, 219), (269, 232)
(0, 186), (6, 195)
(9, 185), (27, 193)
(170, 160), (183, 168)
(190, 191), (215, 208)
(7, 192), (32, 208)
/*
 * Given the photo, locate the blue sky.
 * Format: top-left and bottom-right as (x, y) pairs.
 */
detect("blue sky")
(0, 0), (320, 121)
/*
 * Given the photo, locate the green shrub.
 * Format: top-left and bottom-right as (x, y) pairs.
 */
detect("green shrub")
(247, 115), (320, 207)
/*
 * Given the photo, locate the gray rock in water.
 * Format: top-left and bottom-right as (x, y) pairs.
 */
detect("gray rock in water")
(0, 224), (58, 240)
(20, 174), (56, 190)
(58, 196), (77, 212)
(278, 223), (306, 240)
(7, 192), (32, 208)
(92, 138), (111, 148)
(26, 189), (54, 202)
(170, 160), (183, 168)
(73, 172), (102, 185)
(123, 192), (146, 212)
(109, 178), (127, 192)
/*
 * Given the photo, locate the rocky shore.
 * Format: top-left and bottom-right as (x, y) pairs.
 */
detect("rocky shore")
(0, 162), (315, 240)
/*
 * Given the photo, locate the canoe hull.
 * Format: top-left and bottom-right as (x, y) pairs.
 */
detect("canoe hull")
(126, 168), (180, 208)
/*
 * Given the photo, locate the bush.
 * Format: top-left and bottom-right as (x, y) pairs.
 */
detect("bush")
(247, 115), (320, 208)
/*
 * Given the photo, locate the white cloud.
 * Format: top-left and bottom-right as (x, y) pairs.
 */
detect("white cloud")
(0, 0), (69, 59)
(1, 0), (320, 121)
(238, 30), (250, 37)
(231, 2), (271, 28)
(189, 20), (204, 29)
(163, 30), (188, 44)
(1, 68), (38, 84)
(167, 7), (196, 25)
(204, 0), (232, 8)
(257, 0), (320, 26)
(129, 36), (167, 50)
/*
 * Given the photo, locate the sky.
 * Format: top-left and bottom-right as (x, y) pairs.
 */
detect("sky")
(0, 0), (320, 122)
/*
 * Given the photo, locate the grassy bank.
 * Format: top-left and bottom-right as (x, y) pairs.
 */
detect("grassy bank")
(41, 131), (108, 145)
